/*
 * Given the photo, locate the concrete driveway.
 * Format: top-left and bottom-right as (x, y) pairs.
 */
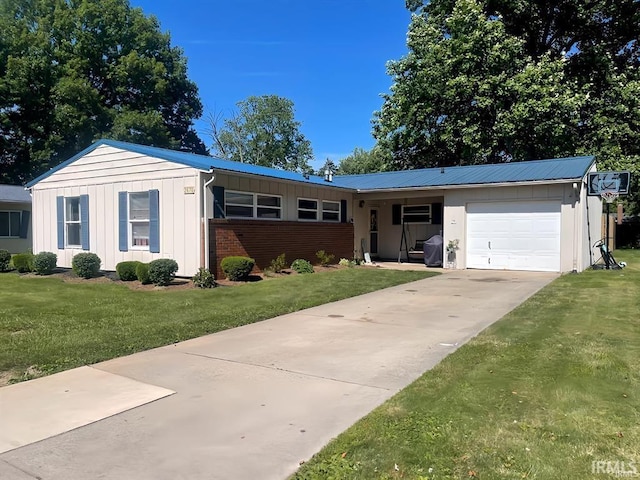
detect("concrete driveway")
(0, 269), (556, 480)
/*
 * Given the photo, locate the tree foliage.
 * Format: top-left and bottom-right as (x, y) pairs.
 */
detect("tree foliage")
(376, 0), (640, 210)
(209, 95), (313, 173)
(316, 158), (337, 177)
(0, 0), (205, 184)
(337, 146), (389, 175)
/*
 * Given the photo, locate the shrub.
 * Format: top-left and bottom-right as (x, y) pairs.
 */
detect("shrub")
(116, 261), (142, 281)
(32, 252), (57, 275)
(72, 252), (101, 279)
(192, 268), (216, 288)
(12, 252), (34, 273)
(0, 249), (11, 271)
(148, 258), (179, 286)
(269, 253), (287, 273)
(338, 257), (355, 268)
(291, 258), (314, 274)
(221, 256), (255, 281)
(316, 250), (335, 267)
(136, 263), (151, 285)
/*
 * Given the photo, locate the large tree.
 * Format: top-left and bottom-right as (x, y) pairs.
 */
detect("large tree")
(209, 95), (313, 173)
(337, 146), (389, 175)
(0, 0), (205, 185)
(375, 0), (640, 209)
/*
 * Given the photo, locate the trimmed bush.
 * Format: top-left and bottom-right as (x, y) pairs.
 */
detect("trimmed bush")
(12, 252), (34, 273)
(136, 263), (151, 285)
(291, 258), (314, 274)
(148, 259), (179, 286)
(72, 252), (101, 279)
(32, 252), (57, 275)
(0, 249), (11, 271)
(116, 261), (142, 281)
(221, 256), (255, 281)
(316, 250), (335, 267)
(192, 268), (216, 288)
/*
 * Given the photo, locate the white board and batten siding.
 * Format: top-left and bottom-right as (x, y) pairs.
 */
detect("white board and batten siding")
(31, 145), (202, 276)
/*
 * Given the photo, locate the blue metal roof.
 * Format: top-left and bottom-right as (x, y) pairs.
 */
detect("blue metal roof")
(26, 139), (348, 189)
(0, 184), (31, 202)
(26, 139), (595, 191)
(332, 156), (595, 191)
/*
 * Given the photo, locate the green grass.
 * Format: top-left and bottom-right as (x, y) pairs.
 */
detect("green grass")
(0, 268), (435, 382)
(294, 250), (640, 480)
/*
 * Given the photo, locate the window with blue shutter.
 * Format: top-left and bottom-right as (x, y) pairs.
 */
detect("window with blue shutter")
(120, 190), (159, 252)
(55, 196), (89, 248)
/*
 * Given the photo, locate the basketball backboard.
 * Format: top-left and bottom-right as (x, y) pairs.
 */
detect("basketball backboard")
(587, 171), (630, 196)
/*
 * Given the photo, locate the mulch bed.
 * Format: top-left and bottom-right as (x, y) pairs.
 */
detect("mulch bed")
(21, 265), (345, 290)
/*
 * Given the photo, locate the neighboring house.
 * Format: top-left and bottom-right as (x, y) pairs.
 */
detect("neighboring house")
(0, 184), (31, 253)
(26, 139), (601, 277)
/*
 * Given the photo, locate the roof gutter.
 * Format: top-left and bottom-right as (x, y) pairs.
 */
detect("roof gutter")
(353, 177), (585, 194)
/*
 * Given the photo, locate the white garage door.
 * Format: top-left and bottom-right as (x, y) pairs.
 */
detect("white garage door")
(466, 201), (561, 272)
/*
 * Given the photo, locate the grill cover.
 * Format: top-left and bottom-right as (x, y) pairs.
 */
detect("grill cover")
(423, 234), (443, 267)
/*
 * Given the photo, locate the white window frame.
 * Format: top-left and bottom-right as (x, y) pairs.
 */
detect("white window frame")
(402, 204), (432, 224)
(321, 200), (341, 222)
(255, 193), (282, 219)
(225, 190), (282, 220)
(0, 210), (21, 238)
(65, 197), (81, 247)
(129, 192), (150, 249)
(297, 198), (318, 221)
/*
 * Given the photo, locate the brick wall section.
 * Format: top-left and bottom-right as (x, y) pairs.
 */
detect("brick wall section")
(210, 219), (354, 278)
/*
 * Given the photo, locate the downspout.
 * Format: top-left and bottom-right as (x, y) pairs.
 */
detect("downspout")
(203, 172), (216, 270)
(572, 183), (579, 273)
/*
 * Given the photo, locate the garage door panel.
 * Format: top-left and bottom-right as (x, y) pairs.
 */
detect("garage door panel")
(466, 201), (561, 272)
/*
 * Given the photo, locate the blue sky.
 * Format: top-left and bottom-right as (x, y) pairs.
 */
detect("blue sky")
(130, 0), (410, 169)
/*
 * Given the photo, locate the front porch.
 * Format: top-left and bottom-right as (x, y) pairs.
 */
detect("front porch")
(353, 192), (445, 265)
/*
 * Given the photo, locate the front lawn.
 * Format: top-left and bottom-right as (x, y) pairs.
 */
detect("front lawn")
(0, 267), (435, 384)
(294, 250), (640, 479)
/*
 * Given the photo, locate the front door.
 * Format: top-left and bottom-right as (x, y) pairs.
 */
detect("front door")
(369, 209), (378, 255)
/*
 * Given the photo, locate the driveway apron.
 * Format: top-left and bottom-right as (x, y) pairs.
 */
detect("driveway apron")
(0, 269), (556, 480)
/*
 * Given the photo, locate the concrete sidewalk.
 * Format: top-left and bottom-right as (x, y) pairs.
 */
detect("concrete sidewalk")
(0, 269), (556, 480)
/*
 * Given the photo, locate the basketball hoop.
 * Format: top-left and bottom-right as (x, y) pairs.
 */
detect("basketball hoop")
(600, 191), (620, 204)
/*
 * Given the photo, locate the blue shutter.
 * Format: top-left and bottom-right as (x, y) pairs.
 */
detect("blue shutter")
(80, 194), (90, 250)
(56, 196), (65, 249)
(19, 210), (30, 239)
(212, 186), (225, 218)
(340, 200), (347, 223)
(118, 192), (128, 252)
(149, 189), (160, 253)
